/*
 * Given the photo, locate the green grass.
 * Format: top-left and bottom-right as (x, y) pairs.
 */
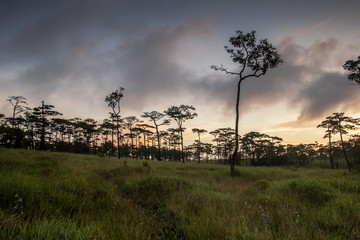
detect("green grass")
(0, 148), (359, 239)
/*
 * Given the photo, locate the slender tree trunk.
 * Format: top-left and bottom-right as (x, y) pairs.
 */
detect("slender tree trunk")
(180, 126), (184, 163)
(31, 125), (34, 150)
(328, 132), (334, 169)
(40, 101), (46, 151)
(87, 137), (90, 154)
(104, 135), (108, 155)
(231, 79), (242, 175)
(155, 125), (161, 160)
(94, 140), (97, 155)
(116, 116), (120, 159)
(130, 128), (135, 158)
(111, 127), (114, 156)
(224, 140), (228, 163)
(12, 105), (17, 129)
(198, 133), (201, 163)
(143, 134), (147, 159)
(340, 131), (351, 172)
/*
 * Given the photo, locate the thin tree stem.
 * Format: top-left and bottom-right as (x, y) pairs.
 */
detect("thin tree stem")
(231, 79), (242, 174)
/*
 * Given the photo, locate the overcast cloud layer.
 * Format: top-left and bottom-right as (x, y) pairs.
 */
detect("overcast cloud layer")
(1, 0), (360, 143)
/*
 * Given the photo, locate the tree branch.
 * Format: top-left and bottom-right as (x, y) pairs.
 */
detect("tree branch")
(210, 65), (239, 75)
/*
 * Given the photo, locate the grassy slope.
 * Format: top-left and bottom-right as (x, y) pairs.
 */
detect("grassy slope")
(0, 148), (359, 240)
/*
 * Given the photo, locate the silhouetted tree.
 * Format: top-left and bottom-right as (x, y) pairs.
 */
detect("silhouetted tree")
(77, 118), (98, 154)
(317, 117), (337, 169)
(123, 116), (142, 158)
(286, 144), (309, 166)
(51, 118), (68, 143)
(319, 113), (357, 171)
(192, 128), (207, 163)
(164, 105), (197, 163)
(241, 131), (265, 166)
(349, 134), (360, 165)
(134, 123), (154, 159)
(0, 114), (5, 145)
(200, 142), (213, 162)
(50, 118), (72, 152)
(240, 132), (283, 166)
(142, 111), (170, 160)
(209, 129), (221, 161)
(105, 87), (124, 159)
(332, 113), (358, 172)
(100, 119), (116, 156)
(167, 128), (182, 149)
(23, 112), (38, 149)
(71, 117), (89, 153)
(188, 141), (212, 162)
(217, 127), (235, 163)
(343, 55), (360, 84)
(32, 101), (62, 151)
(7, 96), (30, 129)
(267, 136), (283, 165)
(212, 30), (283, 174)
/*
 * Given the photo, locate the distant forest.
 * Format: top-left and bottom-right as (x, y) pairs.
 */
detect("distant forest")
(1, 95), (360, 171)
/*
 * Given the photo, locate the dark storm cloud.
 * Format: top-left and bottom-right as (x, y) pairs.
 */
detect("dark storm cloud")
(1, 0), (359, 127)
(0, 0), (147, 108)
(0, 0), (214, 115)
(192, 35), (360, 127)
(266, 37), (360, 128)
(294, 73), (358, 121)
(112, 18), (213, 110)
(281, 38), (360, 125)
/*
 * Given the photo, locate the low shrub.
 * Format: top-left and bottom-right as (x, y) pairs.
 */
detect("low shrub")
(255, 179), (270, 190)
(285, 179), (336, 205)
(125, 176), (191, 209)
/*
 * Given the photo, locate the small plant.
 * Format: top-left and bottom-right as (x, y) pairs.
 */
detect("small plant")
(255, 179), (270, 190)
(122, 160), (128, 168)
(280, 200), (290, 217)
(258, 204), (271, 226)
(142, 161), (151, 171)
(279, 200), (301, 224)
(258, 204), (276, 240)
(13, 193), (24, 215)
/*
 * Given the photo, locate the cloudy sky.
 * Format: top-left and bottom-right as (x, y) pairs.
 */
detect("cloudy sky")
(1, 0), (360, 145)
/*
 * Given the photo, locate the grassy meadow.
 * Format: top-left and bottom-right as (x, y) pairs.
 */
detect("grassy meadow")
(0, 148), (359, 239)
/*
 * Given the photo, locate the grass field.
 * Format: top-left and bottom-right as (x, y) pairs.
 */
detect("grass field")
(0, 148), (359, 239)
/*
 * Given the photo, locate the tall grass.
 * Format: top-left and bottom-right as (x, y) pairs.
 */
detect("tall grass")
(0, 148), (359, 239)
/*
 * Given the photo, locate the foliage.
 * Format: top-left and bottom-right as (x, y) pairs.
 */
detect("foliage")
(343, 55), (360, 84)
(164, 105), (197, 163)
(32, 101), (62, 151)
(105, 87), (125, 159)
(318, 112), (358, 171)
(141, 111), (170, 161)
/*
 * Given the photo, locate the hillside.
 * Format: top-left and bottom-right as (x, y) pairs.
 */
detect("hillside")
(0, 148), (359, 239)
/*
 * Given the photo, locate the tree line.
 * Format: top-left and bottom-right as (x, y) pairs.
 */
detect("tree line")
(2, 95), (360, 170)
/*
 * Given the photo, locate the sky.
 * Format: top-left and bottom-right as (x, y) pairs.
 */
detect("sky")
(1, 0), (360, 146)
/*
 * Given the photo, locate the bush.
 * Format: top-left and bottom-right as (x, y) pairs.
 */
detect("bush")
(286, 179), (336, 205)
(255, 179), (270, 190)
(125, 176), (191, 209)
(142, 161), (151, 171)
